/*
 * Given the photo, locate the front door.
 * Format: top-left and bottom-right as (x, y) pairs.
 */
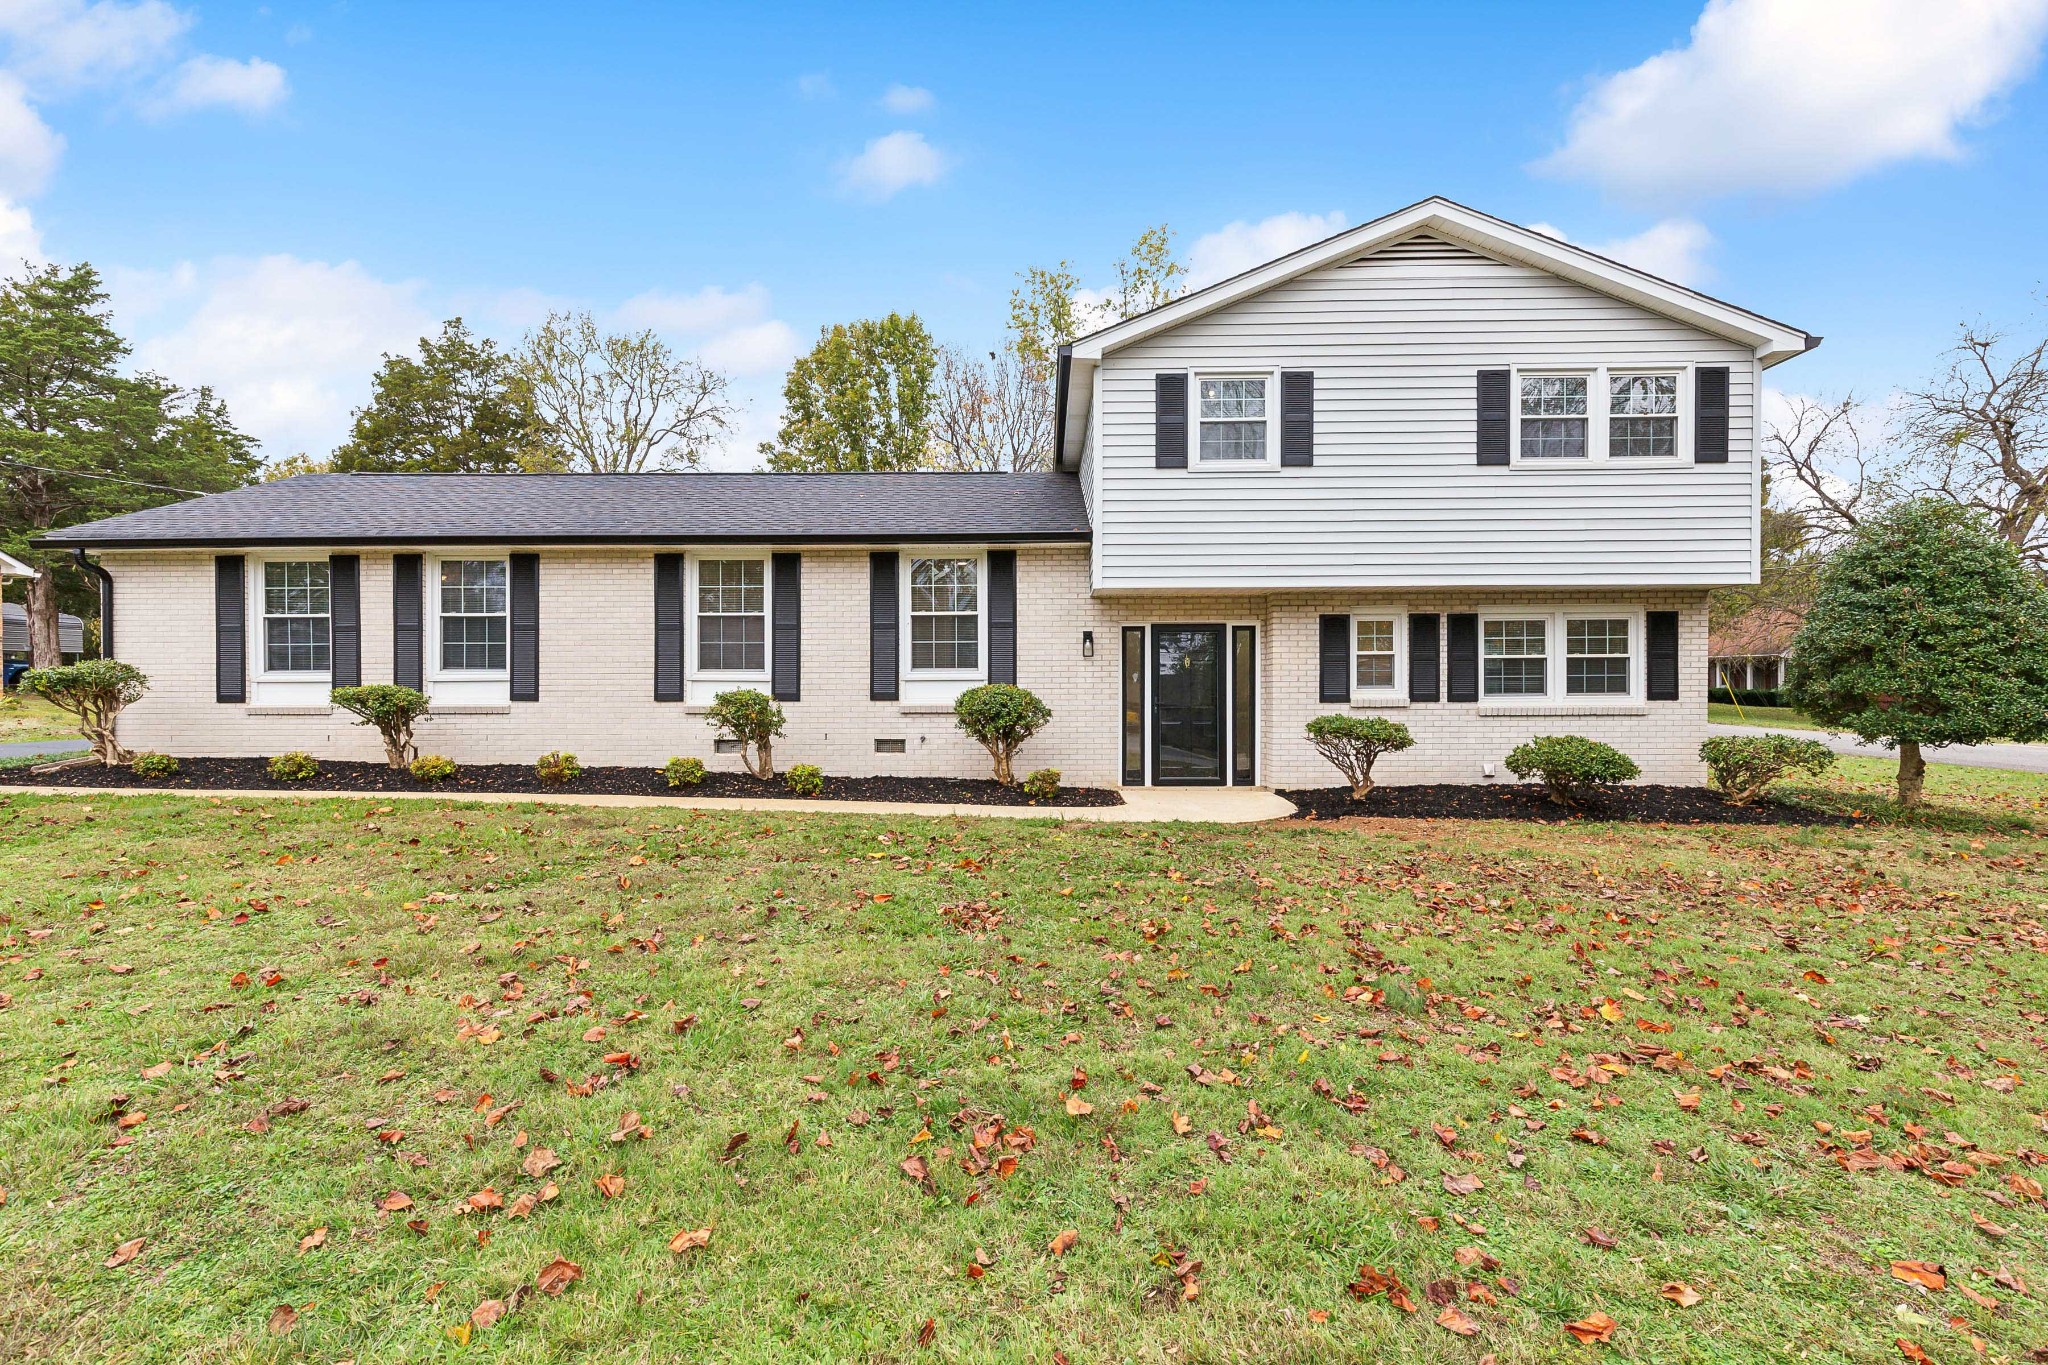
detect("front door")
(1151, 625), (1224, 785)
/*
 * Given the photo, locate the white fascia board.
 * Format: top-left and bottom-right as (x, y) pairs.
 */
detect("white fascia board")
(1068, 197), (1816, 368)
(0, 549), (38, 578)
(1058, 355), (1096, 471)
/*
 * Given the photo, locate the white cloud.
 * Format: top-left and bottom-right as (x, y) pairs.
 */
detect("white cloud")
(144, 53), (286, 117)
(614, 283), (771, 335)
(795, 71), (833, 99)
(612, 282), (799, 379)
(0, 0), (190, 86)
(836, 129), (948, 201)
(1536, 0), (2048, 204)
(0, 71), (61, 195)
(1185, 210), (1347, 290)
(879, 83), (932, 114)
(0, 192), (41, 265)
(1527, 216), (1716, 285)
(126, 255), (431, 458)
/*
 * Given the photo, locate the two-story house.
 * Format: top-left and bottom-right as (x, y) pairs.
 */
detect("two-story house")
(40, 199), (1815, 788)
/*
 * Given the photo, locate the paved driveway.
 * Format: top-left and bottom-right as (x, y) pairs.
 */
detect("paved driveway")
(1705, 724), (2048, 775)
(0, 737), (88, 759)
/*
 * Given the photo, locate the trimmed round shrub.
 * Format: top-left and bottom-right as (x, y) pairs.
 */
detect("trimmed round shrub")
(409, 753), (458, 783)
(1698, 734), (1834, 806)
(1305, 714), (1415, 798)
(706, 688), (786, 780)
(331, 684), (430, 769)
(953, 683), (1052, 785)
(268, 751), (319, 782)
(130, 751), (179, 779)
(535, 751), (582, 786)
(784, 763), (824, 797)
(20, 659), (149, 765)
(1021, 768), (1061, 802)
(1503, 735), (1639, 808)
(663, 756), (707, 788)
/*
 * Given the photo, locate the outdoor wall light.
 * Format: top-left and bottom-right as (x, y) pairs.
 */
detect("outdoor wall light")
(1081, 630), (1094, 658)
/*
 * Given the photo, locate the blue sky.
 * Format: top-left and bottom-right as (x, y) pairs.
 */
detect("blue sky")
(5, 0), (2046, 466)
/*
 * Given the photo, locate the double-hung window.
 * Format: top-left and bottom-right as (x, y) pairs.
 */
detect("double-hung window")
(439, 559), (508, 672)
(1519, 376), (1588, 459)
(909, 557), (978, 671)
(1609, 374), (1677, 458)
(1482, 618), (1548, 696)
(696, 559), (766, 673)
(1355, 617), (1399, 693)
(1565, 617), (1631, 695)
(1197, 376), (1269, 463)
(262, 561), (330, 673)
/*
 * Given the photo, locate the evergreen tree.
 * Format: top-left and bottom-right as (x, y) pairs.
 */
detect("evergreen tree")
(333, 318), (557, 472)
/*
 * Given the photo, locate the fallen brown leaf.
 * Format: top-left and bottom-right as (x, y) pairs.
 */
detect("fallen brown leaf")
(1048, 1230), (1078, 1256)
(669, 1227), (711, 1254)
(1660, 1282), (1702, 1308)
(104, 1237), (145, 1268)
(535, 1257), (582, 1295)
(1436, 1306), (1481, 1336)
(1890, 1260), (1946, 1293)
(266, 1304), (298, 1334)
(1564, 1311), (1618, 1344)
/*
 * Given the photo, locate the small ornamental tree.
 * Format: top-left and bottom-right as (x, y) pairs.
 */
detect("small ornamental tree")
(1304, 714), (1413, 798)
(953, 684), (1051, 784)
(20, 660), (149, 764)
(331, 685), (430, 768)
(707, 688), (785, 779)
(1787, 500), (2048, 806)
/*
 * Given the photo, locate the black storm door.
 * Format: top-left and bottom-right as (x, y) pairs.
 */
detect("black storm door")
(1151, 625), (1225, 786)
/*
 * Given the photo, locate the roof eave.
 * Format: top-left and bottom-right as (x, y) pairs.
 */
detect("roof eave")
(37, 530), (1095, 552)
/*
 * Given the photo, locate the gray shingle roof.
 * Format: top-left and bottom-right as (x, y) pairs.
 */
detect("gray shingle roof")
(38, 472), (1092, 548)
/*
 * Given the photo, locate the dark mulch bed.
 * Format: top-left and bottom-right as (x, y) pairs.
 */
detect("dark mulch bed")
(3, 757), (1123, 808)
(1279, 783), (1855, 826)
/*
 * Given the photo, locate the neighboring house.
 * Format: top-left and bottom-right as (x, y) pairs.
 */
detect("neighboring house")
(1708, 606), (1801, 692)
(2, 602), (85, 666)
(38, 199), (1816, 788)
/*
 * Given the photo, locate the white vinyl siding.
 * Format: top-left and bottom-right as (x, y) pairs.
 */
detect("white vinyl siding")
(1091, 233), (1758, 589)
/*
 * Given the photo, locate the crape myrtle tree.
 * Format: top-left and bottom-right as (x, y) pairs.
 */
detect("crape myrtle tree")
(1787, 499), (2048, 806)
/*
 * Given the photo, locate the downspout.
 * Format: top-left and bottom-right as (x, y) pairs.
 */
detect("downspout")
(73, 547), (112, 659)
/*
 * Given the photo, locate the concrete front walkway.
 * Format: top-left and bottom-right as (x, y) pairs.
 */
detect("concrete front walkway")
(0, 781), (1297, 824)
(1705, 723), (2048, 775)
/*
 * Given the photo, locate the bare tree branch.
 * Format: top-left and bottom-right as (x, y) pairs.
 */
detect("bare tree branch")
(1901, 325), (2048, 566)
(928, 346), (1054, 472)
(520, 311), (733, 473)
(1764, 394), (1887, 548)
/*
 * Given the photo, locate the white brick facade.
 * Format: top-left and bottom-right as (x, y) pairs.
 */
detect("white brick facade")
(102, 546), (1710, 788)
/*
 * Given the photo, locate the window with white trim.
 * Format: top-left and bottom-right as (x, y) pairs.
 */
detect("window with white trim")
(1354, 617), (1398, 692)
(695, 559), (766, 673)
(1609, 374), (1677, 458)
(909, 557), (978, 671)
(261, 561), (330, 673)
(1565, 617), (1631, 695)
(1519, 376), (1588, 459)
(438, 559), (508, 672)
(1482, 617), (1548, 696)
(1197, 376), (1269, 462)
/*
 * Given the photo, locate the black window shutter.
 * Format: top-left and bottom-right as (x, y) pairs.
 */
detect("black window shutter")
(1477, 369), (1510, 465)
(653, 554), (684, 702)
(771, 552), (802, 701)
(1318, 613), (1350, 703)
(1646, 610), (1680, 701)
(509, 553), (539, 702)
(1446, 613), (1479, 702)
(214, 554), (245, 703)
(869, 551), (899, 701)
(392, 553), (423, 689)
(1695, 367), (1729, 463)
(986, 550), (1017, 685)
(1407, 613), (1441, 702)
(328, 554), (361, 688)
(1154, 373), (1188, 469)
(1281, 370), (1314, 467)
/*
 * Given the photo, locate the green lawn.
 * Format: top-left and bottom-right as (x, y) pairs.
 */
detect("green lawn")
(1706, 702), (1828, 731)
(2, 762), (2045, 1363)
(0, 692), (80, 744)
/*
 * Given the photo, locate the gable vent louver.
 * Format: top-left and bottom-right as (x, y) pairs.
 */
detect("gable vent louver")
(1346, 233), (1490, 268)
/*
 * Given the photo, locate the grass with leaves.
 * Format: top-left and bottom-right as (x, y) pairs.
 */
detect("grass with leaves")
(0, 691), (81, 744)
(1, 759), (2044, 1363)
